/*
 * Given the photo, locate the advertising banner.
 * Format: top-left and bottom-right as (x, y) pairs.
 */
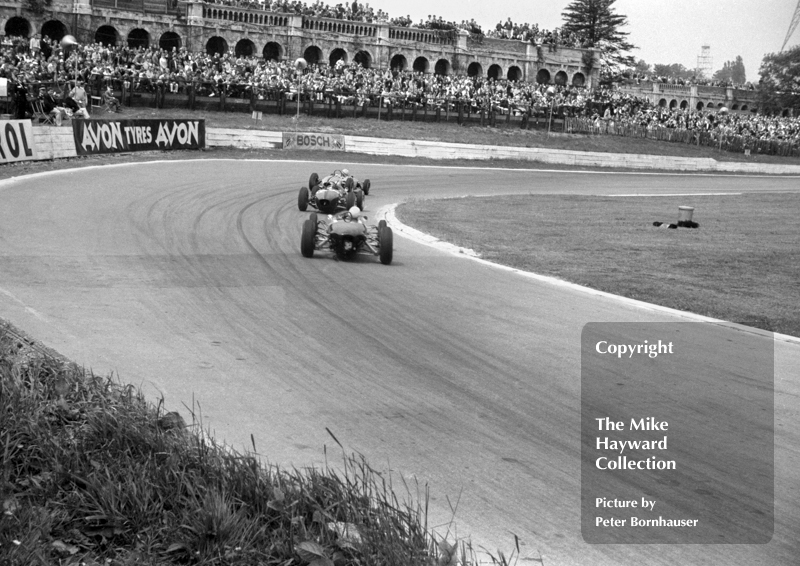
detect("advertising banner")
(72, 119), (205, 156)
(282, 132), (345, 151)
(0, 120), (37, 164)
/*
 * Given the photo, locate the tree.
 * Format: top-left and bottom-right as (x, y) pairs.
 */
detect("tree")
(652, 63), (693, 80)
(633, 59), (651, 75)
(561, 0), (636, 69)
(712, 56), (746, 84)
(757, 45), (800, 114)
(25, 0), (50, 16)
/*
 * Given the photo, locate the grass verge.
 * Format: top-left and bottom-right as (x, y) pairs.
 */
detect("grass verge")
(396, 192), (800, 337)
(0, 325), (491, 566)
(90, 105), (800, 166)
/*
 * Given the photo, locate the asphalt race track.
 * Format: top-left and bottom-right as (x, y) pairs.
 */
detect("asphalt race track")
(0, 160), (798, 566)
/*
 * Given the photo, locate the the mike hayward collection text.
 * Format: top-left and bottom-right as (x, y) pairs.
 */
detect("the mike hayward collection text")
(595, 417), (676, 470)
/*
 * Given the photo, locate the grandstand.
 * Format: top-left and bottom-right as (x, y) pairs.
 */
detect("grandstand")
(1, 0), (598, 87)
(618, 81), (759, 115)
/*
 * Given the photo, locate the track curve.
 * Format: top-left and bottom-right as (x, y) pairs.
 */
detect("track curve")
(0, 160), (797, 566)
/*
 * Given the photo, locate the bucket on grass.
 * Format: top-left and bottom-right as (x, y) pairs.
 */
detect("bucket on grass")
(678, 206), (695, 223)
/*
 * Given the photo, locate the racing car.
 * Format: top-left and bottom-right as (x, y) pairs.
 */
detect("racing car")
(300, 207), (392, 265)
(297, 169), (371, 214)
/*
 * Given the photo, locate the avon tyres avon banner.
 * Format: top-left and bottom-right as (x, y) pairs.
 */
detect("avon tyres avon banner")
(72, 119), (205, 155)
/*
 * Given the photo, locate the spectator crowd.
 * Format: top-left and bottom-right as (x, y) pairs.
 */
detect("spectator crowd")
(0, 31), (797, 150)
(202, 0), (391, 23)
(486, 19), (587, 49)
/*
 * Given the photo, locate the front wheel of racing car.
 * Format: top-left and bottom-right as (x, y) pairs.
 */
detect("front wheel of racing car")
(378, 219), (387, 232)
(298, 186), (310, 211)
(345, 191), (356, 210)
(308, 172), (319, 191)
(300, 218), (316, 258)
(379, 226), (393, 265)
(362, 179), (370, 195)
(345, 177), (355, 190)
(355, 190), (364, 210)
(309, 212), (318, 226)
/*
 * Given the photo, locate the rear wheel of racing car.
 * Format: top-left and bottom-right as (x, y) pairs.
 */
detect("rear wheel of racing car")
(345, 191), (356, 210)
(355, 190), (364, 210)
(300, 218), (316, 258)
(345, 177), (355, 190)
(362, 179), (370, 195)
(298, 186), (310, 211)
(379, 226), (393, 265)
(308, 172), (319, 191)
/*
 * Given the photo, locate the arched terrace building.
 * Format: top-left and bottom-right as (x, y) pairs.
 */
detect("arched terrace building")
(3, 0), (605, 88)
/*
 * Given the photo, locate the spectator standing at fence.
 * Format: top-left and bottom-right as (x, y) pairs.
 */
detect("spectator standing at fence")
(68, 79), (89, 109)
(602, 105), (613, 133)
(29, 34), (40, 56)
(13, 80), (28, 119)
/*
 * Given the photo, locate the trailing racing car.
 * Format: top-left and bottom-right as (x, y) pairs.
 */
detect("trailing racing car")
(297, 169), (371, 214)
(300, 207), (392, 265)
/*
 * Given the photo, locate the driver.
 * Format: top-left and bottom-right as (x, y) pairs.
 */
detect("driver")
(332, 168), (352, 192)
(330, 206), (361, 226)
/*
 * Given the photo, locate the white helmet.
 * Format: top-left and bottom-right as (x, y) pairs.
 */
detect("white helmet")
(342, 168), (350, 176)
(348, 206), (361, 218)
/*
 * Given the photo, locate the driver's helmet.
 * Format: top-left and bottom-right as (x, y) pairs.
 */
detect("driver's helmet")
(348, 206), (360, 217)
(341, 168), (350, 177)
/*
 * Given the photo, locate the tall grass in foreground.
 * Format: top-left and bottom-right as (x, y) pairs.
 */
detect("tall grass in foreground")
(0, 329), (506, 566)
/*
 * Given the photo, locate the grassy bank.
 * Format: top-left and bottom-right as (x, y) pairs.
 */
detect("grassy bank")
(94, 105), (800, 166)
(0, 324), (486, 566)
(397, 192), (800, 337)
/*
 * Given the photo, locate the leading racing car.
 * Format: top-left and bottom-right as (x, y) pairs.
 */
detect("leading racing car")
(297, 169), (371, 214)
(300, 207), (392, 265)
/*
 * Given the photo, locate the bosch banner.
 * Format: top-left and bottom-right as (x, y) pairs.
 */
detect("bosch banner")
(0, 120), (37, 164)
(283, 132), (345, 151)
(72, 119), (205, 155)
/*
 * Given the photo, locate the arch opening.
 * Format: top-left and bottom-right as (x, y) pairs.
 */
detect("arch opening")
(95, 25), (118, 47)
(128, 28), (151, 49)
(303, 45), (322, 66)
(4, 17), (31, 38)
(159, 31), (181, 51)
(235, 39), (255, 58)
(263, 42), (282, 61)
(413, 56), (429, 73)
(354, 50), (372, 68)
(390, 54), (407, 71)
(507, 65), (522, 81)
(434, 58), (452, 76)
(467, 62), (483, 77)
(41, 20), (67, 43)
(329, 47), (348, 67)
(536, 69), (551, 84)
